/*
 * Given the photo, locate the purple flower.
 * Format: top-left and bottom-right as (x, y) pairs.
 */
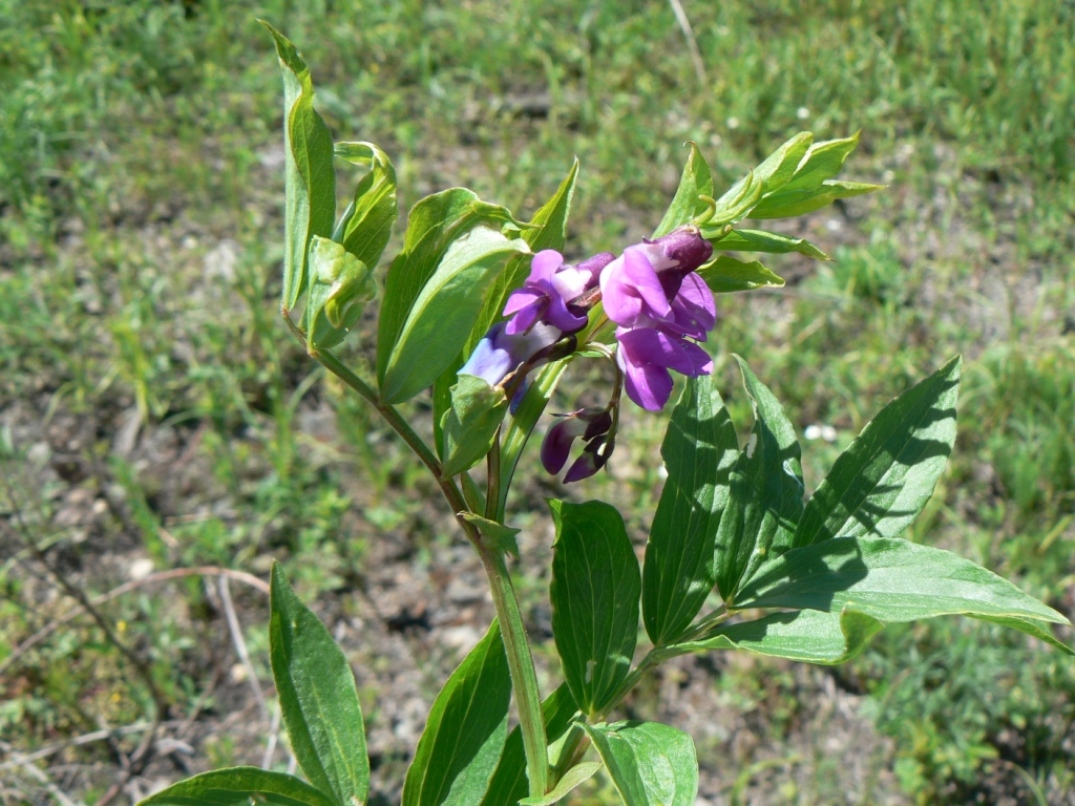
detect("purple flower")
(598, 229), (716, 411)
(503, 250), (614, 336)
(458, 320), (562, 387)
(541, 407), (615, 482)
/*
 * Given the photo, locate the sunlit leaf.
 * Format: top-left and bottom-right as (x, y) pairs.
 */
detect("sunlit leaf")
(137, 767), (337, 806)
(583, 721), (698, 806)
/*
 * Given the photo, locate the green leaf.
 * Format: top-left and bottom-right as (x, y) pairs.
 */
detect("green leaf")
(751, 131), (814, 196)
(550, 500), (641, 716)
(269, 565), (368, 806)
(643, 375), (740, 645)
(734, 536), (1072, 629)
(439, 375), (509, 476)
(706, 228), (829, 260)
(973, 615), (1075, 657)
(333, 141), (398, 269)
(519, 762), (603, 805)
(654, 142), (713, 237)
(377, 189), (515, 388)
(794, 356), (961, 548)
(460, 512), (521, 557)
(674, 607), (884, 665)
(305, 236), (376, 350)
(696, 255), (785, 294)
(481, 683), (579, 806)
(464, 159), (580, 359)
(715, 359), (804, 604)
(748, 132), (883, 219)
(136, 767), (338, 806)
(381, 226), (529, 403)
(261, 22), (336, 315)
(403, 621), (512, 806)
(705, 169), (763, 228)
(583, 721), (698, 806)
(780, 131), (863, 193)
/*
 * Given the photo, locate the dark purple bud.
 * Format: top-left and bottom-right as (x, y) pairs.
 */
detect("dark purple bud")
(540, 406), (615, 481)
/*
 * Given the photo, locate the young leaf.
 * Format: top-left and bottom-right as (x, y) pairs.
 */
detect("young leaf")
(306, 236), (376, 351)
(654, 142), (713, 237)
(696, 255), (785, 294)
(583, 721), (698, 806)
(705, 169), (763, 228)
(333, 141), (397, 269)
(261, 22), (336, 315)
(380, 226), (529, 403)
(780, 131), (863, 193)
(519, 762), (603, 805)
(673, 607), (884, 665)
(794, 356), (961, 548)
(402, 621), (512, 806)
(481, 683), (579, 806)
(136, 767), (337, 806)
(376, 189), (509, 386)
(715, 359), (804, 604)
(464, 159), (580, 359)
(550, 500), (641, 716)
(750, 179), (884, 219)
(734, 536), (1072, 632)
(643, 375), (740, 645)
(751, 131), (814, 196)
(269, 565), (368, 806)
(706, 228), (829, 260)
(439, 375), (509, 476)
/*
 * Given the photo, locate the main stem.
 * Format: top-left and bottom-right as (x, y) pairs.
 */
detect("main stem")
(302, 340), (549, 797)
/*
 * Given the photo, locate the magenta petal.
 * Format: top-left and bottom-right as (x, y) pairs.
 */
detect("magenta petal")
(621, 356), (675, 411)
(528, 250), (563, 283)
(544, 296), (588, 332)
(670, 273), (716, 337)
(564, 451), (599, 483)
(620, 248), (673, 319)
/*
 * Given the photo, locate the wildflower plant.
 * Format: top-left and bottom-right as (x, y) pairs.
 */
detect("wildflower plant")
(142, 25), (1073, 806)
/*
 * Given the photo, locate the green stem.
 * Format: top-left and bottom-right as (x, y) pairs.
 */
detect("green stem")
(300, 336), (549, 798)
(481, 549), (549, 798)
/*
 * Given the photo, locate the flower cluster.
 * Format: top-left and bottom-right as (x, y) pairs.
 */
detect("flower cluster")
(460, 227), (715, 480)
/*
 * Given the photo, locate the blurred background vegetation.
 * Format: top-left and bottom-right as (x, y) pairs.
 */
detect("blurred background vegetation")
(1, 0), (1073, 803)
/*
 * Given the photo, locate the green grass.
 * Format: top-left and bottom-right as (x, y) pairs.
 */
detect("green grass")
(1, 0), (1073, 802)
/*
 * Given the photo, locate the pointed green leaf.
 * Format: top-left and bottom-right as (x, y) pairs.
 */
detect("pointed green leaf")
(377, 189), (512, 386)
(262, 23), (336, 314)
(696, 256), (785, 294)
(306, 236), (376, 350)
(780, 131), (863, 193)
(460, 512), (521, 557)
(550, 500), (641, 716)
(464, 159), (581, 360)
(643, 375), (740, 645)
(752, 131), (814, 196)
(519, 763), (603, 805)
(705, 169), (763, 228)
(674, 607), (884, 665)
(333, 141), (397, 270)
(269, 565), (368, 806)
(706, 229), (829, 260)
(439, 375), (509, 476)
(381, 226), (529, 403)
(795, 356), (961, 547)
(403, 621), (512, 806)
(973, 615), (1075, 657)
(654, 143), (713, 237)
(715, 359), (804, 604)
(481, 683), (579, 806)
(750, 180), (883, 219)
(583, 721), (698, 806)
(734, 537), (1072, 629)
(136, 767), (337, 806)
